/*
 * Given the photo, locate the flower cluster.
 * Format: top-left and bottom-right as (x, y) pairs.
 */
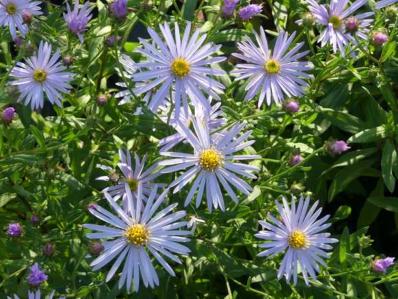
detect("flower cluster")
(2, 0), (396, 296)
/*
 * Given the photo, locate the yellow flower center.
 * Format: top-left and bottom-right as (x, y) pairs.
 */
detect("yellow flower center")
(33, 69), (47, 83)
(264, 59), (281, 74)
(124, 224), (149, 246)
(199, 148), (223, 171)
(171, 57), (190, 78)
(5, 3), (17, 15)
(288, 230), (308, 249)
(329, 15), (342, 29)
(126, 177), (138, 192)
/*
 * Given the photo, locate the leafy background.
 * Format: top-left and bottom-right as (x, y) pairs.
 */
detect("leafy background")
(1, 0), (398, 297)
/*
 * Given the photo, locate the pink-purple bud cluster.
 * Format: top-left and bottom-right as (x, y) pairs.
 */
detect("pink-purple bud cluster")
(238, 4), (262, 21)
(222, 0), (239, 16)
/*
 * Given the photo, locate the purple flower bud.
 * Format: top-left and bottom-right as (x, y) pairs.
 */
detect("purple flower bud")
(89, 241), (104, 256)
(284, 100), (300, 113)
(2, 107), (16, 124)
(238, 4), (262, 21)
(27, 263), (48, 287)
(14, 36), (23, 47)
(22, 9), (33, 24)
(372, 257), (394, 273)
(7, 222), (22, 237)
(328, 140), (351, 155)
(345, 16), (359, 33)
(106, 35), (120, 46)
(372, 32), (388, 46)
(289, 154), (303, 166)
(222, 0), (239, 16)
(43, 243), (55, 257)
(110, 0), (128, 19)
(30, 214), (40, 225)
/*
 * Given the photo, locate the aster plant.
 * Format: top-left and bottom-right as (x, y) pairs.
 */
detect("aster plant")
(64, 0), (92, 43)
(160, 113), (259, 211)
(132, 22), (226, 118)
(255, 196), (338, 285)
(307, 0), (373, 54)
(0, 0), (42, 39)
(8, 290), (62, 299)
(9, 41), (73, 110)
(232, 29), (313, 107)
(158, 98), (225, 151)
(84, 188), (191, 291)
(96, 149), (159, 204)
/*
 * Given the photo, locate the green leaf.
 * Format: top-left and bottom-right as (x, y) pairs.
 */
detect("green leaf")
(210, 29), (246, 43)
(182, 0), (198, 21)
(334, 205), (352, 222)
(324, 148), (377, 174)
(123, 42), (139, 53)
(319, 107), (363, 134)
(272, 2), (288, 30)
(381, 41), (396, 62)
(0, 193), (16, 208)
(358, 201), (381, 228)
(381, 140), (397, 192)
(30, 125), (46, 149)
(328, 159), (379, 201)
(368, 196), (398, 212)
(358, 179), (383, 228)
(339, 227), (350, 265)
(348, 125), (386, 143)
(320, 83), (348, 109)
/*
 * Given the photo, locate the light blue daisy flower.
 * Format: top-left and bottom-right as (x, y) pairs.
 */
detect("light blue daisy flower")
(255, 196), (338, 285)
(160, 113), (259, 212)
(10, 41), (73, 110)
(0, 0), (42, 39)
(84, 187), (191, 292)
(232, 29), (313, 107)
(132, 22), (226, 118)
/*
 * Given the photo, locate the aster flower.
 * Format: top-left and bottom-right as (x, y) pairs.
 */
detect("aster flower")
(84, 188), (191, 291)
(7, 222), (22, 237)
(0, 0), (42, 39)
(159, 115), (259, 212)
(10, 41), (73, 110)
(64, 0), (92, 43)
(27, 263), (48, 287)
(96, 149), (159, 204)
(115, 54), (138, 105)
(372, 257), (395, 273)
(238, 4), (262, 20)
(344, 14), (374, 42)
(255, 196), (338, 285)
(307, 0), (373, 54)
(222, 0), (239, 16)
(158, 98), (225, 151)
(326, 140), (350, 155)
(7, 290), (61, 299)
(110, 0), (127, 19)
(232, 29), (312, 107)
(132, 22), (226, 118)
(376, 0), (398, 9)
